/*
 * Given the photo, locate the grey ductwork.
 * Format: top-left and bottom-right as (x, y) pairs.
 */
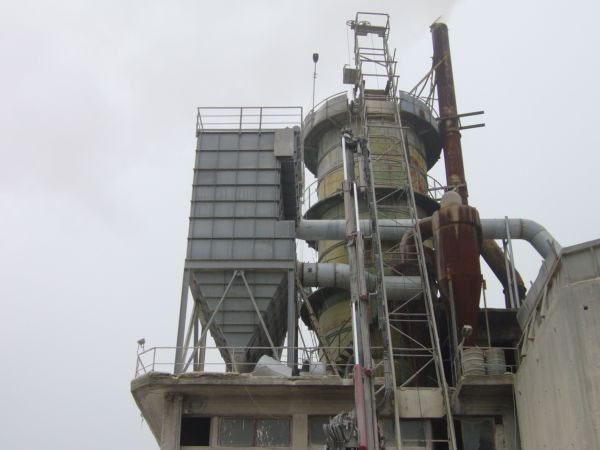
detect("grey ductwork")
(296, 219), (413, 241)
(480, 219), (561, 259)
(296, 218), (560, 259)
(299, 262), (422, 301)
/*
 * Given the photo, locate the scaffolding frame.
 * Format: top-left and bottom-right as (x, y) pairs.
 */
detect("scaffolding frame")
(346, 12), (457, 449)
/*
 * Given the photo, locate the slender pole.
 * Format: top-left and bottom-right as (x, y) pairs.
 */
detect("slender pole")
(286, 269), (297, 368)
(341, 132), (379, 450)
(505, 216), (520, 308)
(312, 53), (319, 113)
(174, 270), (191, 374)
(482, 279), (492, 348)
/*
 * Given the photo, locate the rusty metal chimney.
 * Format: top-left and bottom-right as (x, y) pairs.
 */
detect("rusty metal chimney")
(431, 22), (468, 204)
(431, 22), (526, 307)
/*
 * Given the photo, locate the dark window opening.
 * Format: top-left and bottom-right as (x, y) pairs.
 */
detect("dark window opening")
(460, 418), (495, 450)
(180, 416), (211, 446)
(432, 418), (450, 450)
(308, 416), (330, 446)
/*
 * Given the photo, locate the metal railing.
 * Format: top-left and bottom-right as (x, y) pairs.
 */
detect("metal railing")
(135, 345), (348, 378)
(304, 91), (349, 124)
(301, 163), (447, 215)
(134, 344), (436, 379)
(196, 106), (303, 133)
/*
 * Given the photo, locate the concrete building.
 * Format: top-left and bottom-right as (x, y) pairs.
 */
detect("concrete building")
(131, 12), (600, 450)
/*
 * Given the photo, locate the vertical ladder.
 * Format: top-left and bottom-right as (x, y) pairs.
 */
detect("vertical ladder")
(350, 12), (457, 450)
(390, 98), (458, 450)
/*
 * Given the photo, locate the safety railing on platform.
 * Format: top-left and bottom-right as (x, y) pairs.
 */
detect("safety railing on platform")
(196, 106), (303, 134)
(304, 91), (349, 124)
(134, 344), (432, 379)
(135, 345), (343, 378)
(301, 164), (448, 215)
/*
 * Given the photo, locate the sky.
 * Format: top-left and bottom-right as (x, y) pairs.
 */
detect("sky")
(0, 1), (598, 449)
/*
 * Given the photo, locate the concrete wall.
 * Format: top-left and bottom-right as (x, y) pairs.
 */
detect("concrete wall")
(132, 373), (521, 450)
(516, 240), (600, 450)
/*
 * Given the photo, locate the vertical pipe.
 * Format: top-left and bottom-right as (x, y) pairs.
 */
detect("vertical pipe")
(447, 278), (459, 368)
(341, 133), (378, 450)
(431, 22), (468, 204)
(193, 318), (199, 371)
(505, 217), (521, 308)
(287, 269), (297, 368)
(482, 279), (492, 348)
(503, 239), (516, 309)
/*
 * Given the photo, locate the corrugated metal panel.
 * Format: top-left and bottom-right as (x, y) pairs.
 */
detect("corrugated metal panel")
(185, 131), (296, 367)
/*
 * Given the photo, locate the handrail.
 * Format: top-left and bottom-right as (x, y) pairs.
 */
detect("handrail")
(301, 160), (447, 214)
(134, 344), (425, 378)
(306, 91), (349, 119)
(196, 106), (303, 133)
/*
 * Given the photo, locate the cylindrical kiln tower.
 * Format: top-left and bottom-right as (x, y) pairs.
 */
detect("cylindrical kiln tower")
(302, 91), (442, 378)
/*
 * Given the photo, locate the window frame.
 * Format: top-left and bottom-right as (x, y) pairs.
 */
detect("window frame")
(217, 416), (291, 448)
(307, 415), (332, 447)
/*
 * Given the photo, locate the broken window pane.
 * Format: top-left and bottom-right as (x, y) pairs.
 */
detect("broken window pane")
(218, 417), (290, 447)
(255, 418), (290, 447)
(219, 418), (254, 446)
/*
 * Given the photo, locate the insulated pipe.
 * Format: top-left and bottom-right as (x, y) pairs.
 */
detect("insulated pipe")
(296, 219), (560, 259)
(296, 219), (413, 241)
(481, 219), (561, 259)
(298, 262), (422, 301)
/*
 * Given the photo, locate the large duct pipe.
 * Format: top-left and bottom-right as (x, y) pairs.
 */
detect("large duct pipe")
(296, 219), (560, 259)
(431, 22), (468, 204)
(296, 218), (413, 241)
(481, 219), (562, 259)
(299, 262), (422, 301)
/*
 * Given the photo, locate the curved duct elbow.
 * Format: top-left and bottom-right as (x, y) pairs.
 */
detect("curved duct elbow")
(480, 218), (561, 259)
(299, 262), (422, 301)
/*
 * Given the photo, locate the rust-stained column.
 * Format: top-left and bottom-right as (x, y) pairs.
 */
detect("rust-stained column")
(431, 22), (468, 204)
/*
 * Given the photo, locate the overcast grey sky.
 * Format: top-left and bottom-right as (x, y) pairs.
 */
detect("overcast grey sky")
(1, 1), (598, 449)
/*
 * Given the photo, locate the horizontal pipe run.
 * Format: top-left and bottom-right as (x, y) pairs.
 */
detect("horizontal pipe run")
(296, 218), (561, 259)
(298, 262), (422, 301)
(296, 219), (413, 241)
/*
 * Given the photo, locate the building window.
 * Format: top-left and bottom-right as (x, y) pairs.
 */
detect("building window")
(460, 418), (495, 450)
(382, 418), (429, 448)
(180, 416), (211, 446)
(218, 417), (290, 447)
(308, 416), (330, 446)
